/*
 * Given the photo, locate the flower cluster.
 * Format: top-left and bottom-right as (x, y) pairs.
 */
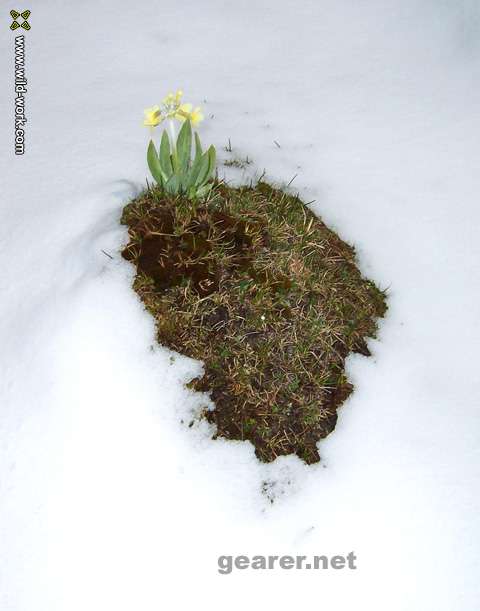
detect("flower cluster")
(143, 90), (204, 129)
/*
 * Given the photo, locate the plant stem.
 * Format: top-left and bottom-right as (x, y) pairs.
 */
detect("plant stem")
(168, 119), (177, 153)
(168, 119), (179, 170)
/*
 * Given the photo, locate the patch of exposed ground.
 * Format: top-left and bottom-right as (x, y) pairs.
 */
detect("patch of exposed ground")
(121, 181), (387, 463)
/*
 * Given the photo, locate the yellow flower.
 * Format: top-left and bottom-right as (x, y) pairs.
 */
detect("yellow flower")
(174, 104), (204, 126)
(162, 92), (175, 105)
(143, 105), (162, 127)
(162, 90), (184, 116)
(175, 103), (192, 121)
(190, 107), (204, 127)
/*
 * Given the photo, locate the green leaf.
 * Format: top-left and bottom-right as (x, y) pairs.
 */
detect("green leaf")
(166, 174), (179, 194)
(159, 130), (173, 178)
(171, 150), (180, 173)
(176, 119), (192, 173)
(178, 171), (189, 193)
(195, 145), (217, 188)
(187, 150), (205, 189)
(207, 145), (216, 180)
(194, 151), (211, 187)
(147, 140), (167, 186)
(185, 132), (205, 190)
(194, 132), (202, 161)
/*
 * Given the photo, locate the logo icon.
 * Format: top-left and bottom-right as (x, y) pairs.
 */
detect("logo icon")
(10, 9), (31, 30)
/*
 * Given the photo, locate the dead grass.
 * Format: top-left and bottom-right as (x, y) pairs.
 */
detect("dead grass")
(121, 180), (387, 463)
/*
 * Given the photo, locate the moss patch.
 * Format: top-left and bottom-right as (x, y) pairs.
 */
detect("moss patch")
(121, 181), (387, 464)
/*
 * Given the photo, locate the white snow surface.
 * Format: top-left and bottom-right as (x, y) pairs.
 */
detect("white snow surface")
(1, 1), (479, 609)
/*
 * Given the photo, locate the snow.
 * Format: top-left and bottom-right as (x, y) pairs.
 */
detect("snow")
(1, 0), (479, 609)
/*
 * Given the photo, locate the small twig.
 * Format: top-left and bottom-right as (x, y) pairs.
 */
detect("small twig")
(101, 250), (113, 260)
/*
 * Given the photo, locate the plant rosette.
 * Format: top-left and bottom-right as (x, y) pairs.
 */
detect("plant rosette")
(143, 90), (216, 199)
